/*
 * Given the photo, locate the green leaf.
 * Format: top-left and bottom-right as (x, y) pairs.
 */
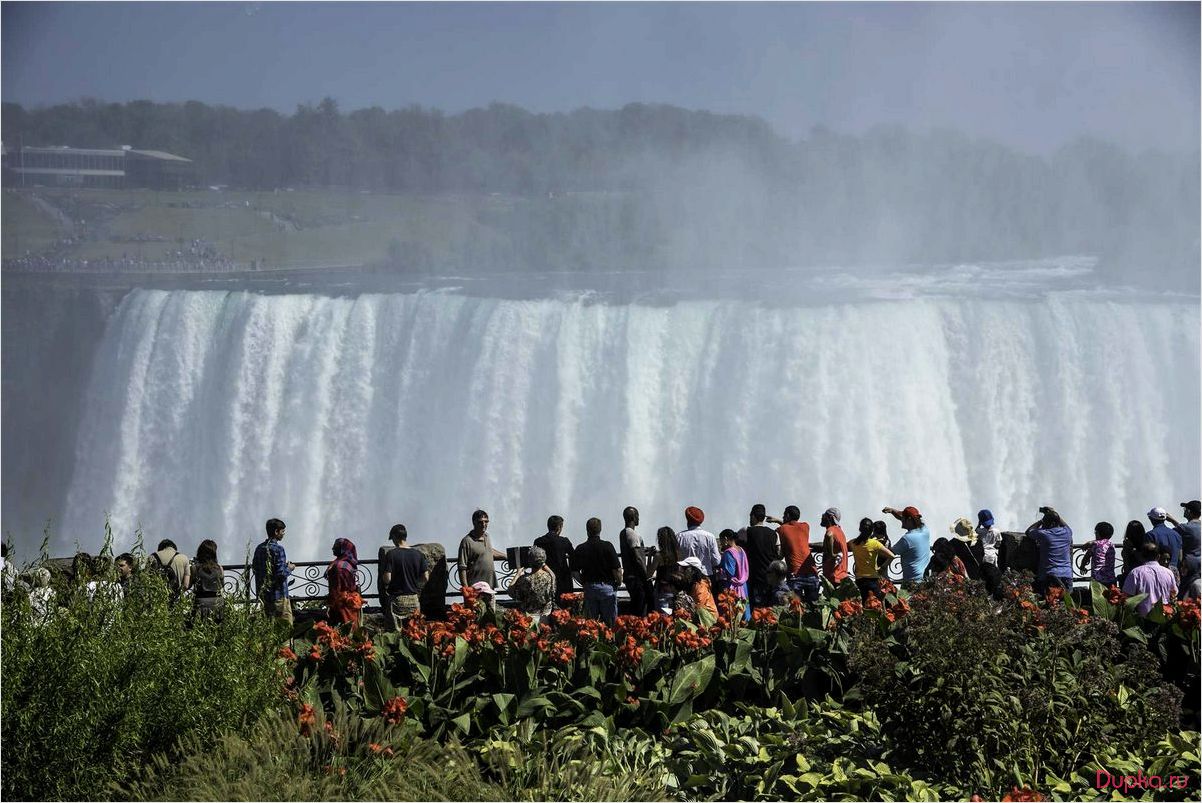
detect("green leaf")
(668, 654), (716, 705)
(450, 712), (471, 734)
(515, 694), (554, 719)
(491, 692), (515, 725)
(361, 659), (395, 713)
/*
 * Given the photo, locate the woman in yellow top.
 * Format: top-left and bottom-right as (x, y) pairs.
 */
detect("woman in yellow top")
(850, 518), (898, 603)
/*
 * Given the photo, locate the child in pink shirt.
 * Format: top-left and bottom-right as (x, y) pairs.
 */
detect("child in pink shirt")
(1085, 521), (1117, 586)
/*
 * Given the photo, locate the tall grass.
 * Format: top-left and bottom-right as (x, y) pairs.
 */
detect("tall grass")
(1, 567), (285, 801)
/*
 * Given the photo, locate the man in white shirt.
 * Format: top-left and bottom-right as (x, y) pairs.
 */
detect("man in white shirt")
(676, 506), (720, 579)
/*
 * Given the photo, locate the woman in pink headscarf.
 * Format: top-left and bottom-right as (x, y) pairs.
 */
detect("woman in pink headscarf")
(718, 529), (751, 621)
(326, 537), (362, 627)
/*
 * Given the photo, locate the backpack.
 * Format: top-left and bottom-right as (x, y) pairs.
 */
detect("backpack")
(151, 550), (183, 599)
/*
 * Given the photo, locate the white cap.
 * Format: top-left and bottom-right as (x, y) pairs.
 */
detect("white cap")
(1148, 507), (1167, 521)
(471, 581), (495, 596)
(677, 556), (704, 571)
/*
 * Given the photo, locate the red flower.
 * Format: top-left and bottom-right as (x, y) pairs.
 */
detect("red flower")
(1172, 598), (1200, 629)
(381, 696), (408, 725)
(1103, 585), (1127, 606)
(751, 607), (778, 627)
(277, 646), (298, 662)
(1001, 787), (1046, 802)
(402, 613), (429, 641)
(549, 640), (575, 665)
(297, 703), (316, 737)
(832, 599), (863, 623)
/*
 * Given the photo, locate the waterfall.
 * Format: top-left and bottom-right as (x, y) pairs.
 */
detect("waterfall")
(60, 288), (1200, 560)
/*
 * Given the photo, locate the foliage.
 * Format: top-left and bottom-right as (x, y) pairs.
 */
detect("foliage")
(120, 706), (503, 802)
(848, 576), (1185, 792)
(5, 559), (1200, 801)
(478, 718), (672, 802)
(1, 569), (284, 801)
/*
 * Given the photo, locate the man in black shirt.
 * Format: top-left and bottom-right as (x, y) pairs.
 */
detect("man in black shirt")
(534, 515), (574, 604)
(379, 524), (430, 631)
(744, 503), (781, 609)
(573, 517), (621, 626)
(619, 505), (653, 616)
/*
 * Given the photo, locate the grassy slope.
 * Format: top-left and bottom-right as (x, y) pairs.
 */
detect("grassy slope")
(1, 192), (65, 255)
(2, 187), (517, 269)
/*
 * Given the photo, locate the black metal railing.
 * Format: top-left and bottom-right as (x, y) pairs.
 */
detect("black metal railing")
(222, 539), (1119, 607)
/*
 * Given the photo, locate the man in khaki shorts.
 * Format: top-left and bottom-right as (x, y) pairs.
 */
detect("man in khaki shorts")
(252, 518), (295, 624)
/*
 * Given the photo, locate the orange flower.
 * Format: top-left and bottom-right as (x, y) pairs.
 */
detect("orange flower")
(297, 703), (316, 737)
(1103, 585), (1127, 606)
(381, 696), (408, 725)
(277, 646), (298, 662)
(751, 608), (778, 627)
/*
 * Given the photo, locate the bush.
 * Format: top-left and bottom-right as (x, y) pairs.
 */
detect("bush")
(849, 577), (1183, 793)
(1, 570), (284, 800)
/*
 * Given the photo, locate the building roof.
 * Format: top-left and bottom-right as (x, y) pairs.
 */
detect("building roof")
(128, 149), (192, 162)
(18, 146), (192, 162)
(22, 146), (127, 157)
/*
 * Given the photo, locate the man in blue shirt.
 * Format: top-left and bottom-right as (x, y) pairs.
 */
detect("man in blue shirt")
(252, 517), (295, 624)
(1145, 507), (1183, 575)
(1025, 506), (1073, 596)
(883, 505), (930, 586)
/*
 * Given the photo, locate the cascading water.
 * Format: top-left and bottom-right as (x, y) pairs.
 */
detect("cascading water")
(60, 286), (1200, 560)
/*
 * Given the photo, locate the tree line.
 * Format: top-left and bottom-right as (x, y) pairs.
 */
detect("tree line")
(3, 98), (1197, 284)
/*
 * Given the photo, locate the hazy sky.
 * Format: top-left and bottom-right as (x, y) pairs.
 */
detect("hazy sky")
(2, 2), (1198, 154)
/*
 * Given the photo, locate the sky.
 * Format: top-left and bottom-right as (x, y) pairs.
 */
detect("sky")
(1, 2), (1198, 154)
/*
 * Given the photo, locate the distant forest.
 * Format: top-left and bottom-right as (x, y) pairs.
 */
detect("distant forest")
(3, 98), (1198, 285)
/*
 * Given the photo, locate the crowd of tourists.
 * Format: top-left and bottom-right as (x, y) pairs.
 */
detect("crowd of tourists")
(4, 499), (1197, 630)
(440, 500), (1199, 627)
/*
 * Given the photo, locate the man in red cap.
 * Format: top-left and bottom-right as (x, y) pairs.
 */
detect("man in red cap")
(883, 505), (931, 587)
(676, 506), (720, 580)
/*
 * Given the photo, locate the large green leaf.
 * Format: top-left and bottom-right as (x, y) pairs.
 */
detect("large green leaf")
(1090, 580), (1115, 620)
(515, 694), (555, 719)
(362, 659), (395, 713)
(491, 692), (515, 725)
(668, 654), (716, 705)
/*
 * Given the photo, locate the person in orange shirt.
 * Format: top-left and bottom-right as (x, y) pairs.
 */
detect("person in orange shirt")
(821, 507), (850, 587)
(776, 505), (818, 603)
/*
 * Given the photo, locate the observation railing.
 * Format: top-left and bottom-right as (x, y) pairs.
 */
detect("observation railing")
(219, 540), (1118, 609)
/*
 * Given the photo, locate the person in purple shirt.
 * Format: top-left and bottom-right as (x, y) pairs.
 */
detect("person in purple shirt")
(1084, 521), (1117, 586)
(1025, 506), (1073, 597)
(1122, 543), (1179, 615)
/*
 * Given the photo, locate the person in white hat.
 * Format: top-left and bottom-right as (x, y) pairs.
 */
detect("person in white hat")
(1145, 507), (1182, 576)
(674, 555), (717, 619)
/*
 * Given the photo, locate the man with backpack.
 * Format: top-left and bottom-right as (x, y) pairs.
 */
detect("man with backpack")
(149, 539), (191, 602)
(253, 518), (295, 624)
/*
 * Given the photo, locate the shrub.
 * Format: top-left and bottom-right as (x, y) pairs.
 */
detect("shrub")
(849, 577), (1183, 794)
(1, 570), (284, 800)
